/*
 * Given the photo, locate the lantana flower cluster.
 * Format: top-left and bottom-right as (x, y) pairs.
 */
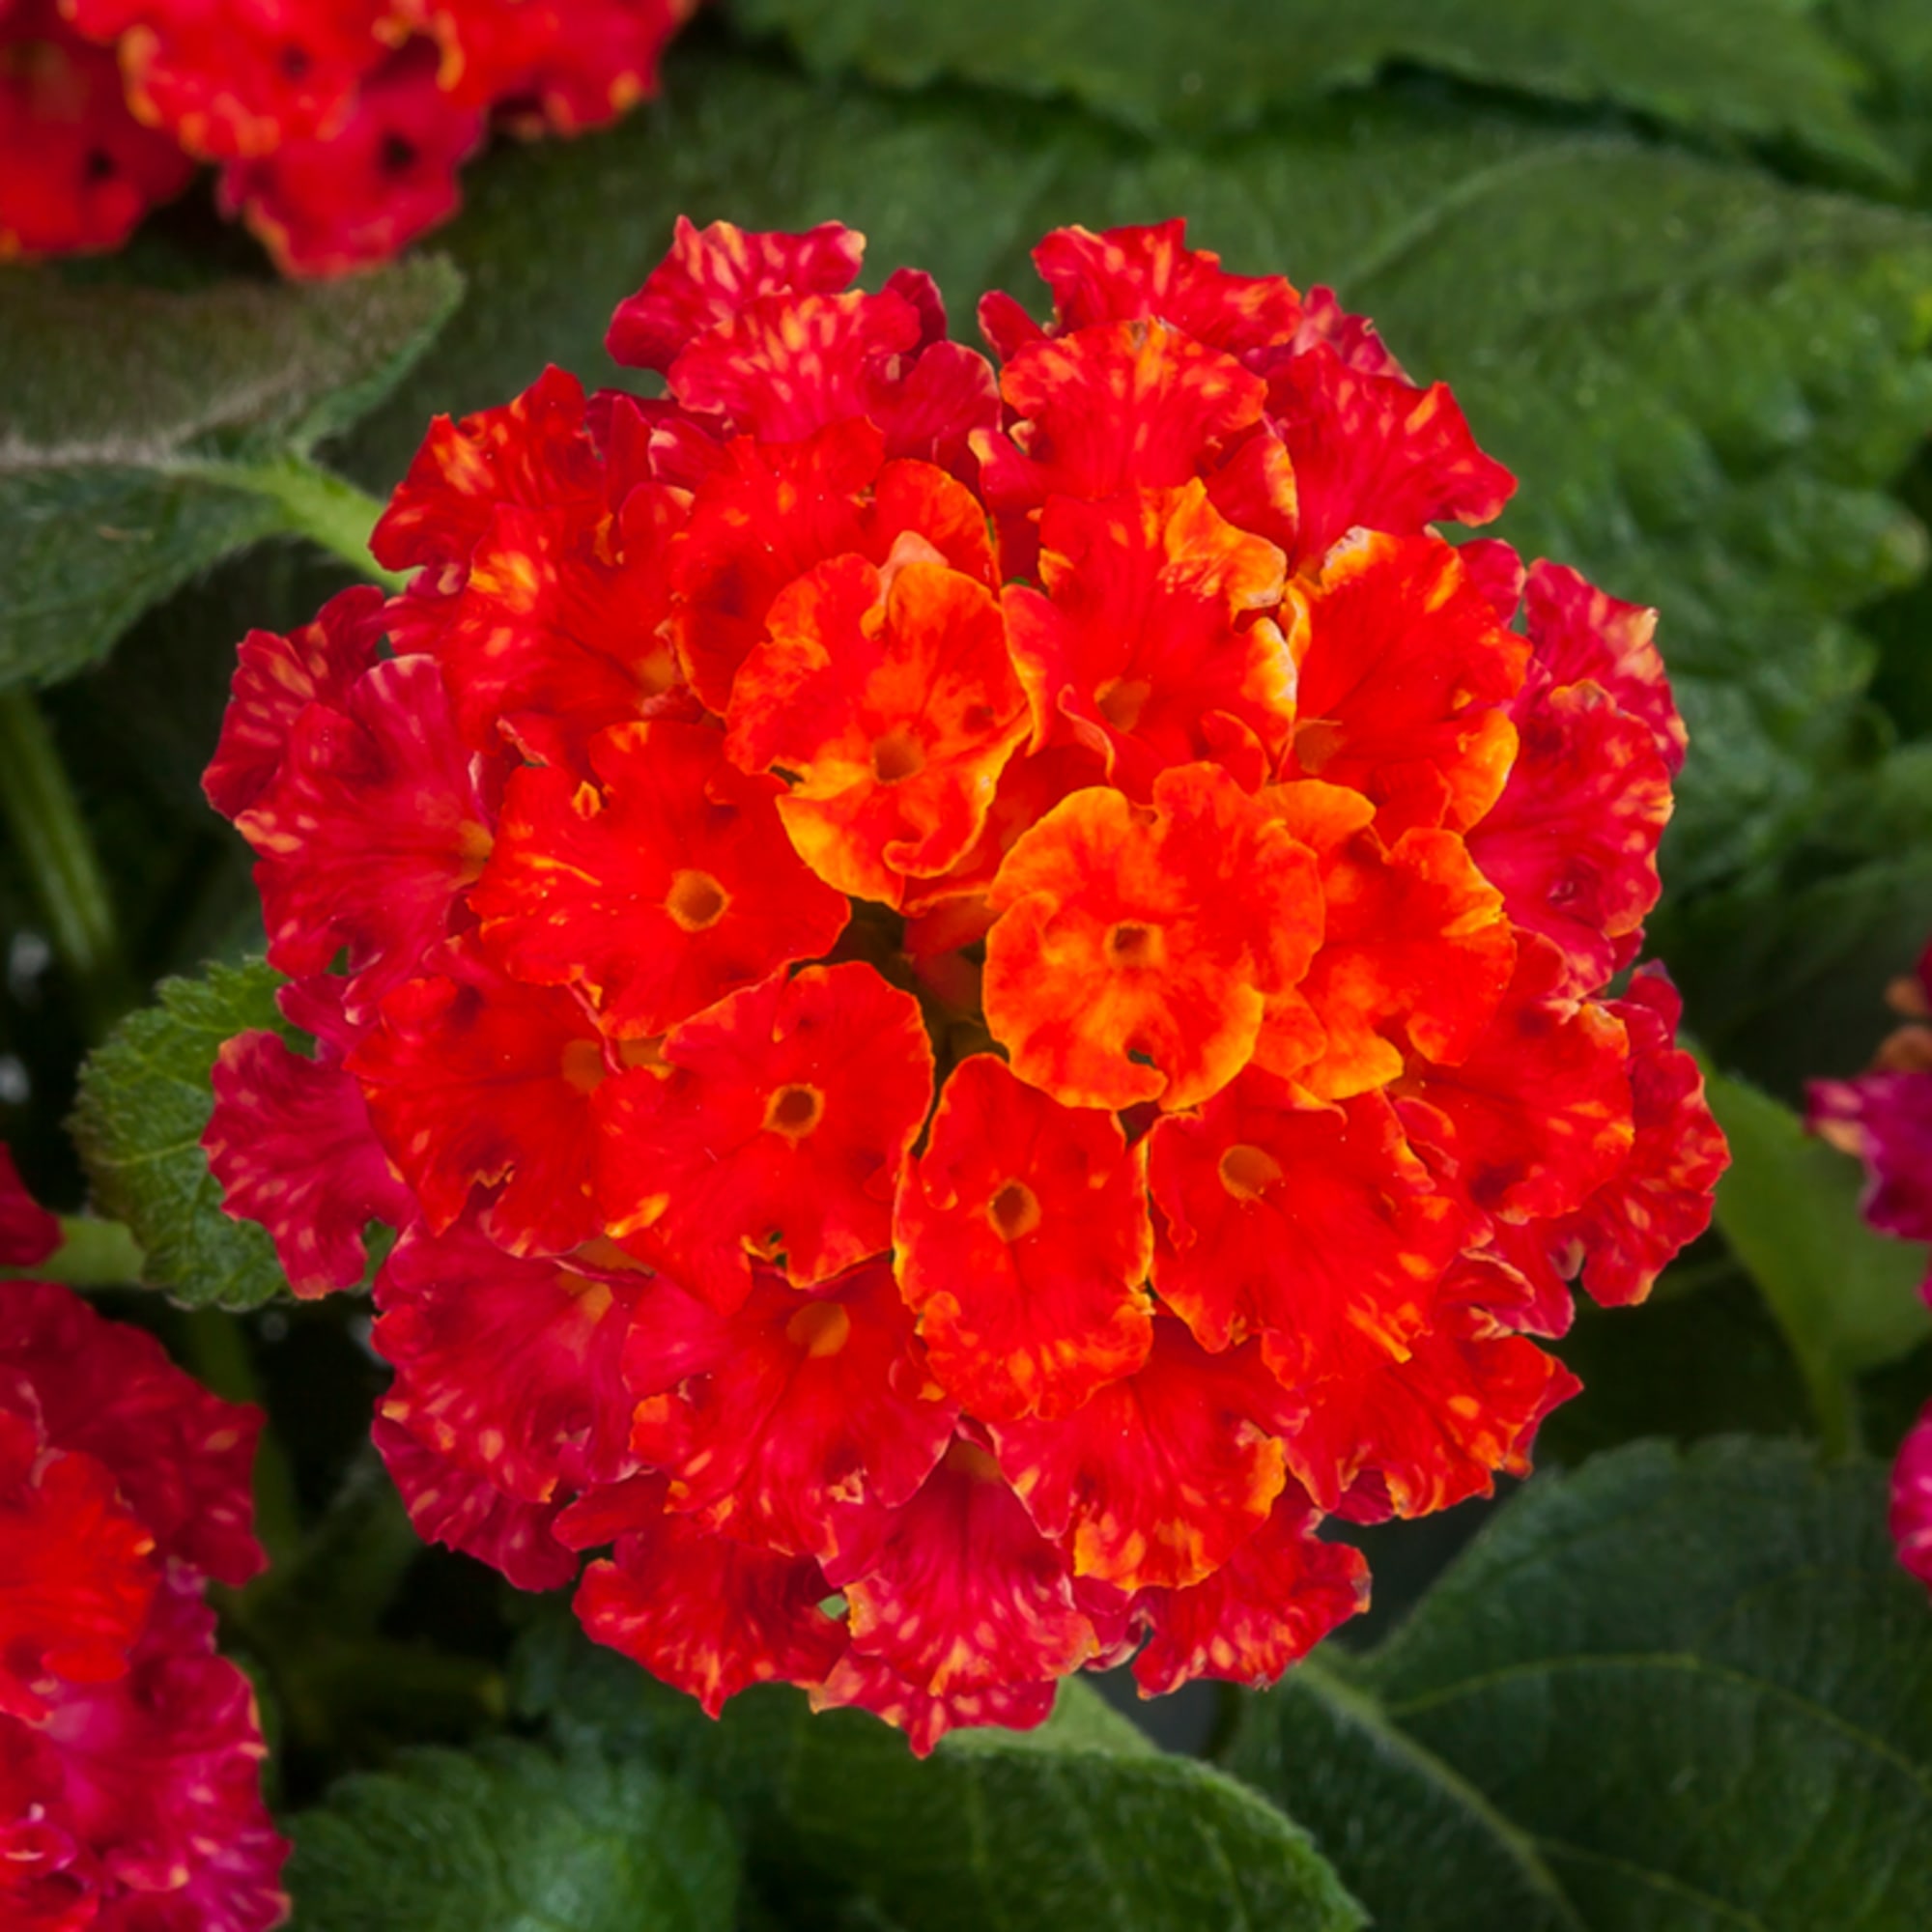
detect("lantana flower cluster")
(203, 217), (1727, 1750)
(0, 0), (693, 273)
(1808, 952), (1932, 1594)
(0, 1150), (285, 1931)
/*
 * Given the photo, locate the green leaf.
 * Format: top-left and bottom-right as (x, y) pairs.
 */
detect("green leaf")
(1228, 1437), (1932, 1932)
(67, 956), (293, 1311)
(351, 52), (1932, 909)
(731, 0), (1895, 173)
(517, 1620), (1362, 1932)
(0, 257), (459, 692)
(288, 1738), (739, 1932)
(1704, 1065), (1932, 1446)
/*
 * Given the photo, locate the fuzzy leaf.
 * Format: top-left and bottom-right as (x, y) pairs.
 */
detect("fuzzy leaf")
(0, 258), (460, 692)
(516, 1629), (1361, 1932)
(67, 957), (293, 1310)
(288, 1738), (739, 1932)
(732, 0), (1895, 172)
(1228, 1437), (1932, 1931)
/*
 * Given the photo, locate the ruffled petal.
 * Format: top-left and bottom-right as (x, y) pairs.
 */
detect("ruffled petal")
(575, 1509), (845, 1717)
(595, 963), (933, 1306)
(235, 654), (490, 1010)
(622, 1259), (955, 1564)
(472, 718), (849, 1036)
(984, 762), (1322, 1110)
(1891, 1403), (1932, 1593)
(1130, 1487), (1368, 1694)
(347, 944), (609, 1255)
(373, 1221), (642, 1504)
(1004, 482), (1296, 798)
(832, 1440), (1097, 1698)
(990, 1320), (1289, 1592)
(1147, 1073), (1467, 1371)
(894, 1055), (1152, 1421)
(204, 1026), (413, 1298)
(728, 551), (1028, 904)
(0, 1151), (58, 1271)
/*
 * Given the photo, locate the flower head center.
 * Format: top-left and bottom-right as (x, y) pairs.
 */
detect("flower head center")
(871, 728), (926, 785)
(987, 1179), (1042, 1242)
(1107, 922), (1161, 969)
(784, 1299), (851, 1358)
(666, 868), (729, 931)
(765, 1083), (825, 1140)
(1218, 1143), (1284, 1202)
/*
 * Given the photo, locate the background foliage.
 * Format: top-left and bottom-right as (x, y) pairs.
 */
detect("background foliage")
(5, 1), (1932, 1923)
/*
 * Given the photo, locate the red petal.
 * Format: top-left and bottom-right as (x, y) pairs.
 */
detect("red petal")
(0, 1151), (58, 1271)
(236, 655), (490, 1011)
(832, 1439), (1097, 1697)
(1284, 531), (1527, 835)
(373, 1416), (576, 1591)
(216, 42), (483, 275)
(348, 944), (608, 1256)
(1148, 1073), (1467, 1372)
(202, 585), (386, 821)
(0, 1406), (154, 1720)
(608, 217), (866, 374)
(472, 718), (849, 1037)
(371, 365), (603, 585)
(0, 5), (192, 259)
(595, 964), (933, 1307)
(1004, 482), (1295, 799)
(622, 1259), (955, 1563)
(1264, 343), (1515, 564)
(575, 1513), (844, 1717)
(1131, 1488), (1368, 1693)
(1393, 943), (1635, 1225)
(894, 1055), (1152, 1421)
(1525, 560), (1686, 773)
(1020, 220), (1304, 368)
(991, 1319), (1290, 1593)
(36, 1577), (287, 1932)
(204, 1027), (412, 1298)
(373, 1221), (643, 1504)
(1467, 674), (1670, 998)
(1892, 1403), (1932, 1593)
(727, 551), (1028, 904)
(1292, 823), (1516, 1101)
(984, 762), (1323, 1111)
(1545, 966), (1726, 1307)
(418, 487), (687, 764)
(0, 1284), (263, 1587)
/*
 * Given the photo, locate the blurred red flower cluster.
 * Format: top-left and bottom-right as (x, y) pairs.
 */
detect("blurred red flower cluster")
(202, 216), (1727, 1751)
(0, 0), (693, 272)
(0, 1151), (284, 1931)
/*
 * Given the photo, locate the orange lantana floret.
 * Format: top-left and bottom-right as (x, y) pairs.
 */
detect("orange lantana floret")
(203, 215), (1726, 1756)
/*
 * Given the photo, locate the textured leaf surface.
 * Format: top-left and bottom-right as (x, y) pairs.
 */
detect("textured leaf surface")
(519, 1633), (1362, 1932)
(1229, 1438), (1932, 1931)
(0, 259), (460, 691)
(288, 1738), (739, 1932)
(351, 52), (1932, 902)
(732, 0), (1892, 169)
(67, 957), (292, 1310)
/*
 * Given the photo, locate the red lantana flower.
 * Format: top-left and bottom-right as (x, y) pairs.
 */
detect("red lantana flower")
(1807, 947), (1932, 1597)
(0, 1149), (287, 1929)
(204, 216), (1727, 1751)
(0, 0), (695, 271)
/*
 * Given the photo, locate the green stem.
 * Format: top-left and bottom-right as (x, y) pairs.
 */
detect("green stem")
(0, 1214), (145, 1287)
(0, 688), (129, 1024)
(179, 453), (408, 592)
